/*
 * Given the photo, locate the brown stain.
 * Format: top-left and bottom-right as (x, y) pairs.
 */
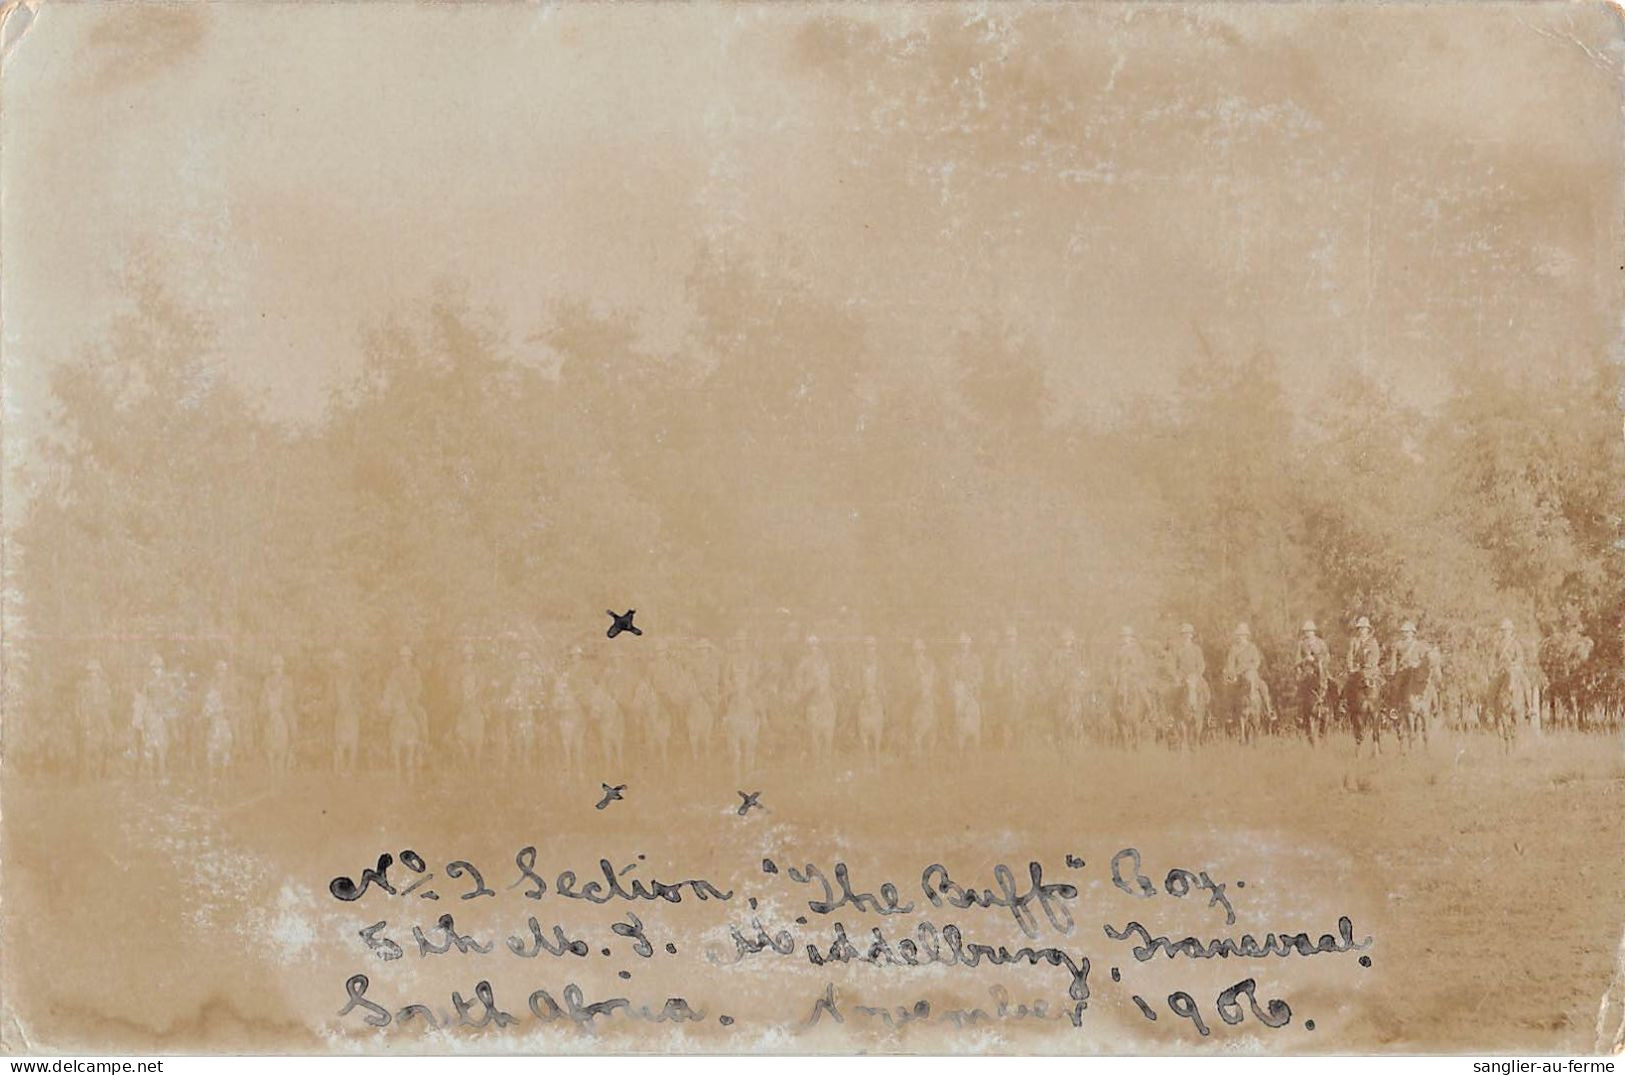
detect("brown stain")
(78, 4), (207, 97)
(20, 994), (318, 1054)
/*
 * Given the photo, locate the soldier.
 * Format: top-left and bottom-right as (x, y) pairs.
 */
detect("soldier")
(723, 631), (760, 775)
(1052, 629), (1091, 746)
(454, 641), (487, 768)
(329, 649), (362, 773)
(133, 654), (178, 780)
(692, 635), (722, 718)
(552, 647), (587, 771)
(856, 636), (886, 760)
(992, 624), (1030, 749)
(795, 635), (838, 761)
(1387, 621), (1434, 746)
(589, 655), (626, 771)
(676, 639), (716, 762)
(1294, 621), (1332, 745)
(631, 653), (669, 768)
(1490, 618), (1528, 746)
(202, 659), (236, 776)
(261, 654), (295, 775)
(1172, 624), (1210, 745)
(504, 648), (548, 768)
(1111, 627), (1151, 748)
(1539, 610), (1594, 731)
(950, 632), (984, 752)
(75, 658), (115, 779)
(1222, 624), (1267, 742)
(910, 639), (938, 756)
(760, 621), (800, 759)
(383, 644), (427, 773)
(39, 665), (75, 774)
(1344, 616), (1384, 754)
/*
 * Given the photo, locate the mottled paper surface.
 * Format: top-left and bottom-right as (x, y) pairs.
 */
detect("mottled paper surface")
(3, 0), (1624, 1055)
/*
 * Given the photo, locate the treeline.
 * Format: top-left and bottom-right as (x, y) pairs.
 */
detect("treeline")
(7, 257), (1623, 718)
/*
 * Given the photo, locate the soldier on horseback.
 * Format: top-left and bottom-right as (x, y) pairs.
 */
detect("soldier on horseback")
(133, 654), (179, 780)
(75, 658), (115, 779)
(329, 649), (362, 773)
(202, 659), (237, 777)
(723, 630), (760, 775)
(910, 638), (939, 757)
(383, 644), (428, 773)
(1294, 620), (1331, 745)
(261, 653), (295, 775)
(455, 641), (487, 768)
(794, 634), (838, 761)
(950, 632), (984, 752)
(1172, 624), (1210, 746)
(1490, 618), (1528, 748)
(992, 624), (1030, 748)
(1111, 626), (1152, 747)
(1387, 621), (1434, 747)
(1053, 628), (1091, 747)
(1344, 616), (1384, 755)
(1222, 623), (1268, 742)
(856, 636), (887, 760)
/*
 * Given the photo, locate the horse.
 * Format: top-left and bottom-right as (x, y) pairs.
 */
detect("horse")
(1487, 668), (1525, 751)
(1387, 654), (1439, 750)
(1111, 679), (1151, 748)
(1341, 669), (1383, 754)
(1060, 668), (1091, 750)
(1295, 667), (1331, 746)
(1167, 675), (1210, 750)
(1221, 673), (1267, 744)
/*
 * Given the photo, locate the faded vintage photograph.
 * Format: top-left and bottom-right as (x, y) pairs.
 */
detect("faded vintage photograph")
(2, 0), (1623, 1057)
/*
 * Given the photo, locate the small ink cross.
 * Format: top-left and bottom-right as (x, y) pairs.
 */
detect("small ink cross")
(596, 783), (627, 810)
(606, 609), (642, 639)
(736, 790), (763, 816)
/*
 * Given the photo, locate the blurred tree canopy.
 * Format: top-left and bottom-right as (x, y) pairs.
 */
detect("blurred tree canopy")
(8, 255), (1623, 707)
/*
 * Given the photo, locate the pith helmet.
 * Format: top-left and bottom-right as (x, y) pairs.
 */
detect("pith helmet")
(1353, 616), (1372, 630)
(1234, 623), (1251, 637)
(1120, 626), (1135, 639)
(1400, 621), (1416, 634)
(1179, 623), (1195, 635)
(1499, 618), (1515, 631)
(1301, 620), (1318, 633)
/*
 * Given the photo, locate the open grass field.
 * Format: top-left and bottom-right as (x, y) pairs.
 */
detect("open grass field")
(4, 726), (1623, 1054)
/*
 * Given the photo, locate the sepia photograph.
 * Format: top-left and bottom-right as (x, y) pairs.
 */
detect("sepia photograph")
(1, 0), (1622, 1059)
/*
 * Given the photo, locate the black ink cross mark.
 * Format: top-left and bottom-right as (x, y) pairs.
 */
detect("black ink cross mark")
(736, 790), (762, 816)
(596, 783), (627, 810)
(606, 609), (642, 639)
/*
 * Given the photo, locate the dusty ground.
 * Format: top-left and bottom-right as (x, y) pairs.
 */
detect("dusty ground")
(3, 726), (1623, 1055)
